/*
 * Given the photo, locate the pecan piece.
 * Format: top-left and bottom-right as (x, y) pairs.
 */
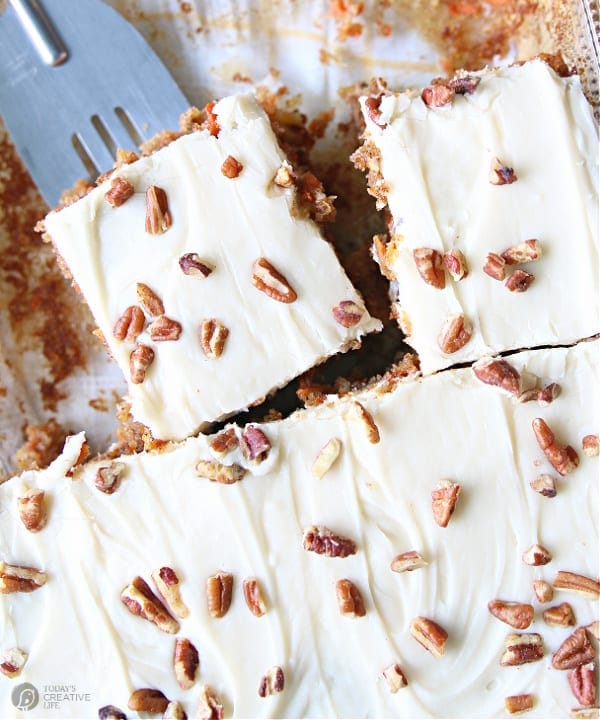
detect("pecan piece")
(209, 428), (239, 458)
(522, 543), (552, 566)
(500, 633), (544, 666)
(443, 248), (468, 281)
(174, 637), (199, 690)
(273, 162), (294, 188)
(151, 566), (190, 619)
(196, 686), (224, 719)
(421, 84), (454, 107)
(390, 551), (428, 574)
(569, 663), (597, 707)
(505, 269), (534, 292)
(98, 705), (127, 720)
(179, 253), (214, 278)
(533, 418), (579, 476)
(221, 155), (243, 178)
(412, 247), (446, 289)
(200, 319), (229, 358)
(582, 435), (599, 457)
(529, 473), (557, 498)
(258, 666), (285, 697)
(149, 316), (182, 342)
(94, 461), (126, 494)
(488, 600), (534, 630)
(136, 282), (164, 317)
(336, 578), (366, 618)
(349, 401), (380, 444)
(431, 480), (461, 528)
(489, 157), (518, 185)
(311, 438), (342, 479)
(195, 460), (246, 485)
(483, 252), (506, 281)
(240, 425), (271, 462)
(206, 572), (233, 618)
(0, 647), (28, 678)
(145, 185), (172, 234)
(553, 571), (600, 598)
(410, 616), (448, 658)
(364, 95), (387, 128)
(332, 300), (364, 327)
(570, 709), (600, 718)
(533, 579), (554, 603)
(121, 576), (179, 634)
(502, 239), (541, 265)
(105, 176), (134, 207)
(544, 602), (576, 627)
(204, 100), (220, 137)
(251, 258), (297, 303)
(447, 75), (480, 94)
(163, 701), (188, 720)
(129, 344), (155, 384)
(113, 305), (145, 342)
(243, 577), (267, 617)
(17, 487), (46, 532)
(438, 314), (472, 354)
(472, 356), (520, 395)
(382, 663), (408, 693)
(303, 526), (356, 558)
(552, 627), (595, 670)
(0, 562), (47, 593)
(504, 695), (535, 715)
(128, 689), (169, 714)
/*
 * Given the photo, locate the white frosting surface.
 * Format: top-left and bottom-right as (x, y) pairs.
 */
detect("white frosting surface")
(360, 60), (599, 374)
(1, 340), (598, 718)
(44, 94), (381, 440)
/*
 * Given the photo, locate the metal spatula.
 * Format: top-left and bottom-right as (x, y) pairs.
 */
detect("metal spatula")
(0, 0), (189, 207)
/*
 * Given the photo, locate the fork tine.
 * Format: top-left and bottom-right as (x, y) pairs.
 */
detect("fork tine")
(75, 126), (116, 176)
(97, 111), (138, 155)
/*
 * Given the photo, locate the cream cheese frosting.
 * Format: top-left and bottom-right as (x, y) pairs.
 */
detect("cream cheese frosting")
(0, 340), (598, 718)
(43, 94), (381, 441)
(357, 60), (599, 374)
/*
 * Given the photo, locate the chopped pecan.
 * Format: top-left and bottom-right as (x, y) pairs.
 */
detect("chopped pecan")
(438, 314), (472, 354)
(179, 253), (214, 278)
(303, 526), (356, 558)
(0, 647), (28, 678)
(431, 480), (461, 528)
(206, 572), (233, 618)
(447, 75), (480, 94)
(532, 418), (579, 476)
(114, 305), (145, 342)
(412, 247), (446, 289)
(163, 701), (188, 720)
(204, 100), (220, 137)
(349, 401), (380, 443)
(149, 316), (182, 341)
(390, 551), (428, 574)
(17, 487), (46, 532)
(200, 319), (229, 358)
(209, 428), (239, 458)
(0, 562), (47, 593)
(504, 694), (535, 715)
(258, 666), (285, 697)
(121, 576), (179, 634)
(251, 258), (297, 303)
(533, 579), (554, 603)
(570, 708), (600, 718)
(94, 461), (126, 494)
(382, 663), (408, 693)
(240, 426), (271, 462)
(145, 185), (172, 234)
(569, 663), (597, 707)
(543, 602), (576, 627)
(105, 176), (134, 207)
(273, 162), (294, 188)
(151, 567), (190, 619)
(136, 282), (164, 317)
(443, 248), (468, 281)
(364, 95), (387, 128)
(332, 300), (364, 327)
(483, 252), (506, 281)
(529, 473), (557, 498)
(472, 356), (520, 396)
(98, 705), (127, 720)
(553, 571), (600, 598)
(129, 344), (155, 384)
(489, 157), (518, 185)
(410, 616), (448, 657)
(421, 84), (454, 107)
(243, 577), (267, 617)
(500, 633), (544, 666)
(552, 627), (595, 670)
(195, 460), (246, 484)
(336, 578), (366, 618)
(517, 388), (540, 404)
(174, 637), (199, 690)
(311, 438), (342, 479)
(221, 155), (243, 178)
(488, 600), (534, 630)
(502, 239), (541, 265)
(522, 543), (552, 566)
(128, 689), (169, 714)
(582, 435), (599, 457)
(505, 270), (534, 292)
(196, 686), (224, 719)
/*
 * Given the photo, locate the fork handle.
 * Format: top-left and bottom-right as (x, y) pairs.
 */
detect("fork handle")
(9, 0), (68, 66)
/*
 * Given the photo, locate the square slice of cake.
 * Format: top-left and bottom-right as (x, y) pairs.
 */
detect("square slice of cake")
(42, 94), (381, 440)
(353, 59), (599, 374)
